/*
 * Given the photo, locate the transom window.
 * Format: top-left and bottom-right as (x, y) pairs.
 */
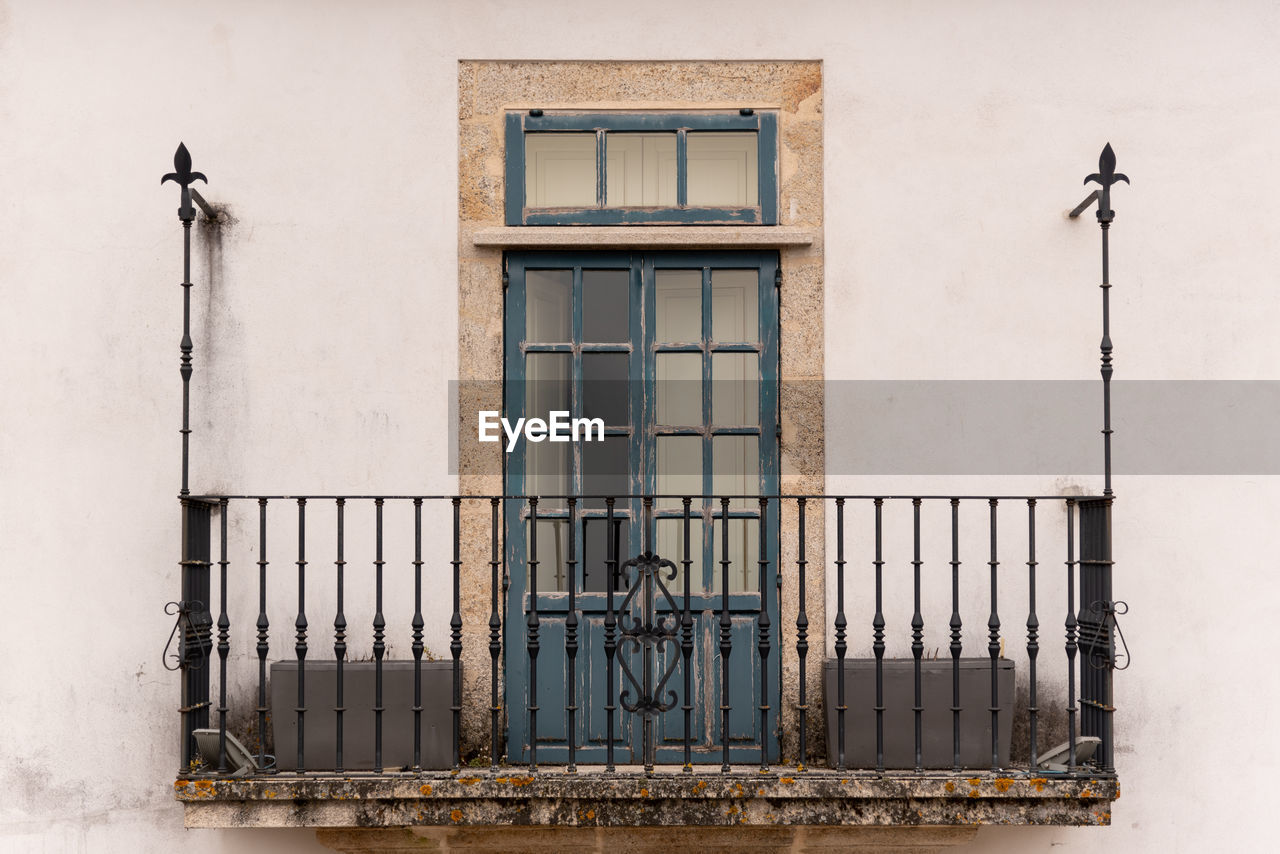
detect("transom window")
(504, 112), (778, 225)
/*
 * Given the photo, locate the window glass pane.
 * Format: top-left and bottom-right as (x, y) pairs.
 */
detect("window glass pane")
(656, 353), (702, 426)
(712, 434), (759, 511)
(526, 270), (571, 342)
(656, 518), (705, 595)
(525, 353), (570, 509)
(582, 269), (630, 342)
(529, 517), (569, 593)
(583, 353), (629, 427)
(582, 517), (629, 592)
(711, 269), (758, 342)
(655, 270), (702, 343)
(582, 435), (629, 510)
(686, 132), (758, 207)
(605, 133), (678, 206)
(712, 352), (759, 426)
(711, 517), (760, 593)
(657, 435), (701, 511)
(525, 133), (597, 207)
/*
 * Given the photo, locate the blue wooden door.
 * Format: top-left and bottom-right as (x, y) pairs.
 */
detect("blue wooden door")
(504, 251), (779, 765)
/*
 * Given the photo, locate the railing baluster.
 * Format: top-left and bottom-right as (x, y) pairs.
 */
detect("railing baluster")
(1026, 499), (1040, 769)
(1065, 499), (1079, 771)
(873, 497), (885, 773)
(949, 498), (962, 772)
(565, 497), (579, 773)
(757, 496), (771, 772)
(911, 498), (923, 773)
(987, 498), (1001, 771)
(489, 497), (503, 771)
(604, 497), (617, 772)
(373, 498), (385, 773)
(527, 497), (540, 772)
(719, 496), (732, 773)
(642, 495), (655, 773)
(216, 498), (229, 773)
(795, 498), (808, 770)
(681, 496), (694, 772)
(334, 498), (346, 773)
(412, 498), (424, 773)
(255, 498), (269, 773)
(295, 498), (307, 773)
(451, 497), (463, 771)
(834, 497), (847, 773)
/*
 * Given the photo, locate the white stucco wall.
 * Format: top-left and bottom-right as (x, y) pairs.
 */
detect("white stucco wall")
(1, 0), (1277, 851)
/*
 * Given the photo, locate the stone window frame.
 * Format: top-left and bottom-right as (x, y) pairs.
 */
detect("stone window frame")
(457, 60), (826, 764)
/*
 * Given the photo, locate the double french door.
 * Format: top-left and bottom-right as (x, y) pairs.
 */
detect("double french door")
(503, 250), (779, 764)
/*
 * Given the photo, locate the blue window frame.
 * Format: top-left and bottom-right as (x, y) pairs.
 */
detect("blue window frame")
(504, 112), (779, 225)
(502, 250), (781, 764)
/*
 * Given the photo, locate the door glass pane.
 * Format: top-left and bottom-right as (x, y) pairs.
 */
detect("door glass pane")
(525, 353), (570, 509)
(525, 133), (597, 207)
(582, 435), (629, 510)
(712, 434), (759, 511)
(657, 435), (701, 511)
(712, 352), (759, 426)
(656, 518), (705, 595)
(711, 517), (760, 593)
(711, 269), (758, 342)
(582, 517), (629, 592)
(656, 353), (702, 426)
(583, 353), (629, 427)
(526, 270), (571, 342)
(606, 133), (677, 206)
(686, 132), (758, 207)
(582, 269), (630, 342)
(529, 517), (569, 592)
(655, 270), (702, 343)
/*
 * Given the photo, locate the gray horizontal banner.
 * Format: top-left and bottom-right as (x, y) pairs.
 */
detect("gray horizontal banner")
(449, 381), (1280, 476)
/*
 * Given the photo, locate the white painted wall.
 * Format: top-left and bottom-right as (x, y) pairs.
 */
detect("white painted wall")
(1, 0), (1276, 851)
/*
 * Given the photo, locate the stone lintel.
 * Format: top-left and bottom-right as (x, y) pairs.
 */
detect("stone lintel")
(176, 770), (1117, 830)
(471, 226), (816, 249)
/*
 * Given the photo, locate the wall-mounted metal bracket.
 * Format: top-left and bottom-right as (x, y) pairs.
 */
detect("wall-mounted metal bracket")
(1068, 189), (1100, 219)
(189, 188), (223, 222)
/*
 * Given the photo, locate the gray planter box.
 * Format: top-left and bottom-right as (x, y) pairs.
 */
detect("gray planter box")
(823, 658), (1014, 769)
(271, 660), (456, 771)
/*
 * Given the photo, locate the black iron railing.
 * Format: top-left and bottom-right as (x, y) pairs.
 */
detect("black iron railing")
(171, 492), (1121, 780)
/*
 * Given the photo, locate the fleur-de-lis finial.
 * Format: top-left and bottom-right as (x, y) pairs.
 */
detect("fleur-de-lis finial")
(162, 142), (207, 221)
(1083, 143), (1128, 221)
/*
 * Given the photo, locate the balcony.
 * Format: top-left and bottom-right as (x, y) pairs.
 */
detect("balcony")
(171, 492), (1120, 852)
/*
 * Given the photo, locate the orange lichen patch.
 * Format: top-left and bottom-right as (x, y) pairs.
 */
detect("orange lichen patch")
(967, 777), (981, 787)
(757, 788), (765, 796)
(450, 809), (463, 823)
(694, 780), (707, 792)
(263, 789), (277, 799)
(185, 780), (216, 799)
(733, 783), (745, 796)
(993, 778), (1014, 793)
(780, 776), (795, 784)
(507, 776), (535, 787)
(1080, 788), (1092, 798)
(726, 805), (739, 816)
(944, 781), (956, 793)
(586, 809), (595, 820)
(967, 790), (979, 799)
(1030, 778), (1046, 793)
(457, 776), (482, 785)
(419, 784), (433, 796)
(174, 780), (187, 790)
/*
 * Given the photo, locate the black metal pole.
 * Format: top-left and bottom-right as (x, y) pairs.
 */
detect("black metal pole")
(255, 499), (270, 772)
(373, 498), (386, 772)
(527, 497), (540, 772)
(412, 498), (424, 773)
(489, 497), (503, 770)
(565, 497), (579, 773)
(216, 499), (229, 773)
(757, 497), (771, 771)
(1064, 499), (1078, 772)
(681, 496), (694, 772)
(294, 498), (307, 773)
(987, 499), (1001, 771)
(450, 497), (463, 771)
(872, 498), (885, 773)
(949, 499), (962, 773)
(719, 496), (732, 773)
(334, 498), (346, 772)
(604, 497), (617, 772)
(1026, 499), (1039, 768)
(834, 498), (847, 773)
(795, 498), (808, 769)
(911, 498), (923, 773)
